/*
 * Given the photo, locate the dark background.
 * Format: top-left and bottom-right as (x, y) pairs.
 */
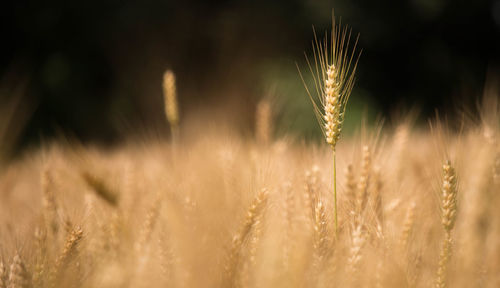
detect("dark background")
(1, 0), (500, 149)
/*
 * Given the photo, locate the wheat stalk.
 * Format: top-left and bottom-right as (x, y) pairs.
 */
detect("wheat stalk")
(298, 15), (360, 236)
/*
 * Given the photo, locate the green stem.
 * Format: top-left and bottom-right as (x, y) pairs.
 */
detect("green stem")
(333, 148), (338, 237)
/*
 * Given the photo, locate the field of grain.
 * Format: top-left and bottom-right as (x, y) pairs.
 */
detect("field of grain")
(1, 18), (500, 288)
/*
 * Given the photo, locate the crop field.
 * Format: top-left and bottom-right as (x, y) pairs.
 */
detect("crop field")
(0, 16), (499, 288)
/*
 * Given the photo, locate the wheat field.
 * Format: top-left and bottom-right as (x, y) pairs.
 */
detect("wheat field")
(1, 96), (499, 287)
(1, 19), (500, 288)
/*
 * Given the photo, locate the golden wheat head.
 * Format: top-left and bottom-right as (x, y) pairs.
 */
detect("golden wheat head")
(298, 15), (361, 150)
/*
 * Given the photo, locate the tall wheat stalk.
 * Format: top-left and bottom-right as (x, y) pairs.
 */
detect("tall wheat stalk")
(298, 15), (360, 235)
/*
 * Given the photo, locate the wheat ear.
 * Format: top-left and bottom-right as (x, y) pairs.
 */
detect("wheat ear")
(400, 201), (416, 251)
(33, 228), (46, 287)
(356, 145), (371, 220)
(304, 166), (320, 220)
(256, 98), (272, 145)
(312, 200), (329, 270)
(224, 189), (268, 287)
(0, 260), (7, 288)
(52, 226), (83, 282)
(8, 254), (30, 288)
(436, 160), (458, 288)
(137, 196), (161, 251)
(493, 152), (500, 185)
(163, 70), (180, 142)
(347, 225), (365, 278)
(41, 168), (59, 236)
(298, 15), (360, 236)
(344, 164), (356, 214)
(371, 168), (383, 232)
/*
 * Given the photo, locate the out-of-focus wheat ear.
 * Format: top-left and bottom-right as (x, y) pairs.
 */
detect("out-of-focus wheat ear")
(436, 234), (452, 288)
(81, 171), (119, 207)
(312, 200), (330, 272)
(493, 152), (500, 185)
(33, 228), (46, 287)
(242, 208), (264, 288)
(355, 146), (371, 220)
(0, 260), (7, 288)
(163, 69), (180, 142)
(158, 231), (175, 283)
(347, 225), (365, 282)
(223, 189), (268, 288)
(281, 181), (293, 271)
(8, 254), (30, 288)
(52, 226), (83, 284)
(344, 163), (356, 216)
(370, 167), (383, 234)
(107, 211), (121, 258)
(41, 167), (59, 236)
(435, 160), (458, 288)
(136, 195), (162, 252)
(248, 216), (263, 266)
(255, 98), (272, 145)
(304, 166), (320, 220)
(393, 125), (409, 156)
(409, 252), (423, 288)
(400, 201), (416, 252)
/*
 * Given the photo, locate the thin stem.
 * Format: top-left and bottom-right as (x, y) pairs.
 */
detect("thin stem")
(332, 148), (338, 237)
